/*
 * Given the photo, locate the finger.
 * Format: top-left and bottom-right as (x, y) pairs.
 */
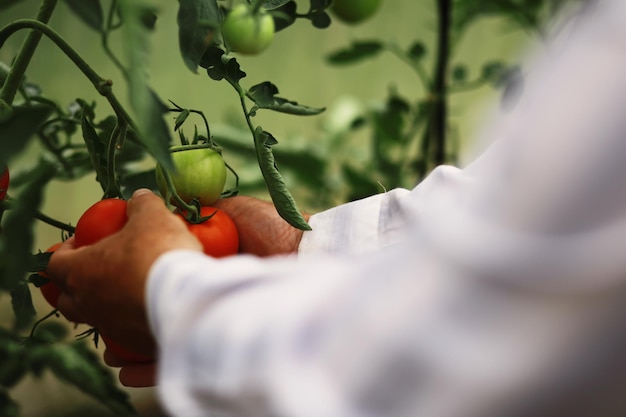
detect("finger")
(45, 238), (84, 287)
(55, 292), (86, 324)
(118, 363), (157, 388)
(126, 188), (172, 222)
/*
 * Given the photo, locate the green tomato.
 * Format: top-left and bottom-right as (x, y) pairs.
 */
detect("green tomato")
(221, 4), (275, 55)
(156, 146), (227, 206)
(330, 0), (382, 24)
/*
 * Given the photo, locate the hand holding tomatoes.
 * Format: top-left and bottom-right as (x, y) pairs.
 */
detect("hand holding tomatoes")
(46, 190), (202, 360)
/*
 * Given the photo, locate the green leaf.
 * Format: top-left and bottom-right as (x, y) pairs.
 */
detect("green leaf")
(117, 0), (174, 172)
(177, 0), (221, 73)
(29, 342), (138, 416)
(174, 109), (190, 131)
(28, 252), (53, 273)
(451, 64), (468, 82)
(263, 0), (292, 9)
(79, 107), (108, 193)
(119, 168), (158, 200)
(10, 279), (36, 331)
(64, 0), (104, 32)
(199, 46), (247, 84)
(0, 334), (27, 388)
(326, 41), (384, 65)
(407, 41), (426, 60)
(271, 1), (297, 31)
(0, 389), (19, 417)
(247, 82), (325, 116)
(0, 162), (54, 291)
(0, 103), (54, 169)
(253, 127), (311, 231)
(310, 11), (331, 28)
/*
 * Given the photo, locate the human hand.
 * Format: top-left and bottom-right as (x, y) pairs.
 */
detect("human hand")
(212, 196), (309, 257)
(104, 349), (157, 387)
(46, 189), (202, 357)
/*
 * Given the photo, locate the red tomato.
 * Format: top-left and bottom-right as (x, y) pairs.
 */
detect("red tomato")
(101, 334), (154, 363)
(0, 167), (9, 201)
(39, 242), (63, 308)
(177, 206), (239, 257)
(74, 199), (128, 247)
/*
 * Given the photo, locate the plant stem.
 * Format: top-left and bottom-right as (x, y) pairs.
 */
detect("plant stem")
(430, 0), (451, 167)
(0, 19), (139, 133)
(0, 0), (57, 106)
(251, 0), (266, 14)
(387, 41), (431, 92)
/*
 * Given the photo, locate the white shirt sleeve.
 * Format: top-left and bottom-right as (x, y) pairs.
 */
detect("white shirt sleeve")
(147, 2), (626, 417)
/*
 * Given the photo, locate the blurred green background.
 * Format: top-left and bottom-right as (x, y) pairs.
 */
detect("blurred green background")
(0, 0), (534, 415)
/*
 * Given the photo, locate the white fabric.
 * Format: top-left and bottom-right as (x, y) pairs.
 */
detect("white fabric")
(147, 1), (626, 416)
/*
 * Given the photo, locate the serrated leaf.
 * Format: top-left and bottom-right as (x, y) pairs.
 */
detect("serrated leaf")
(247, 82), (325, 116)
(64, 0), (104, 32)
(10, 279), (36, 331)
(0, 162), (54, 291)
(200, 46), (247, 84)
(0, 103), (54, 169)
(117, 0), (174, 172)
(178, 0), (221, 73)
(326, 41), (384, 65)
(29, 342), (138, 416)
(253, 127), (310, 231)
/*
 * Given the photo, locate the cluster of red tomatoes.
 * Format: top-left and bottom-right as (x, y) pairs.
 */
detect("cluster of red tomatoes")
(39, 146), (238, 362)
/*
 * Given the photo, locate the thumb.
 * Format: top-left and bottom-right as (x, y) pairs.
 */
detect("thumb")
(126, 189), (170, 221)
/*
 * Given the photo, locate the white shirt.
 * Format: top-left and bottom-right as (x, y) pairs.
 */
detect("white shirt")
(147, 1), (626, 416)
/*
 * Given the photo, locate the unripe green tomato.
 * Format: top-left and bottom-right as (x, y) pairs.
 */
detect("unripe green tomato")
(330, 0), (382, 24)
(221, 4), (275, 55)
(156, 146), (227, 206)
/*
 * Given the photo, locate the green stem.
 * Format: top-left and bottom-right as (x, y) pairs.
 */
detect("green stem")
(387, 41), (431, 91)
(103, 122), (126, 199)
(430, 0), (451, 167)
(0, 19), (138, 132)
(102, 0), (127, 77)
(29, 308), (59, 339)
(251, 0), (266, 14)
(0, 0), (58, 106)
(0, 199), (76, 232)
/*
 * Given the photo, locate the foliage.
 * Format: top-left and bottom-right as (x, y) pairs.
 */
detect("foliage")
(0, 0), (581, 415)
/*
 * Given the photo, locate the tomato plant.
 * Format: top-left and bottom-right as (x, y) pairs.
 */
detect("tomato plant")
(0, 0), (575, 415)
(101, 335), (154, 364)
(221, 4), (275, 55)
(330, 0), (382, 24)
(178, 206), (239, 258)
(155, 146), (227, 206)
(38, 242), (63, 308)
(0, 166), (8, 200)
(74, 199), (128, 248)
